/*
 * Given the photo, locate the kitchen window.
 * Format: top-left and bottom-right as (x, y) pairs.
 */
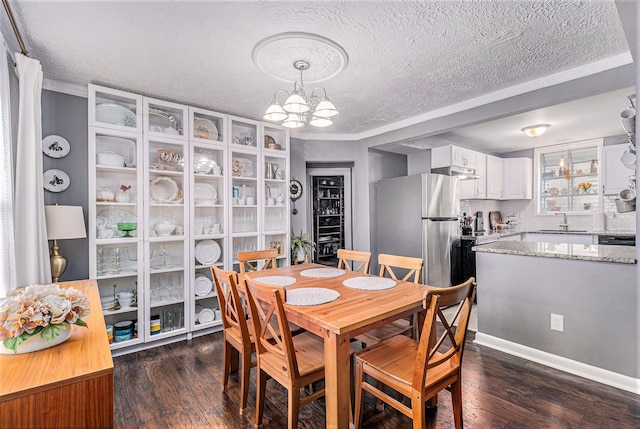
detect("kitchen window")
(534, 139), (603, 214)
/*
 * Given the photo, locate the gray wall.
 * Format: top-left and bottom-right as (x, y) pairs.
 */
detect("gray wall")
(368, 148), (407, 272)
(42, 90), (89, 281)
(476, 251), (638, 378)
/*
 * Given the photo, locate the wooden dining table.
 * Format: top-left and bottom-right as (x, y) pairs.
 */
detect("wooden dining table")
(243, 263), (436, 429)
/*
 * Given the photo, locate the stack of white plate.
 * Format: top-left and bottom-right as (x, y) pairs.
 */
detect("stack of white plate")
(101, 296), (116, 310)
(195, 304), (216, 324)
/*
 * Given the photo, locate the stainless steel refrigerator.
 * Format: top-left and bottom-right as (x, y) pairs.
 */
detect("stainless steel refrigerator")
(375, 173), (460, 287)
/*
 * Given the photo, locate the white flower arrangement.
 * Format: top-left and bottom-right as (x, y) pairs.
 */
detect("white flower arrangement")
(0, 284), (90, 353)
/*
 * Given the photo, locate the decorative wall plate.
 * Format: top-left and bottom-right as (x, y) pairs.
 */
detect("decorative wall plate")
(42, 135), (70, 158)
(43, 169), (70, 192)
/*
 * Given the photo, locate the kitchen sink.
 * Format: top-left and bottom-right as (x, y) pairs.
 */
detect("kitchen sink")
(537, 229), (587, 233)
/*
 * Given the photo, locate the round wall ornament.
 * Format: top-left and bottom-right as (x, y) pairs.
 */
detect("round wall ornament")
(290, 179), (303, 200)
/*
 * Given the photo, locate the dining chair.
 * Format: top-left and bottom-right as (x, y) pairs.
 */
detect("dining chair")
(355, 253), (424, 346)
(243, 277), (328, 428)
(211, 265), (255, 416)
(337, 249), (371, 273)
(353, 277), (477, 429)
(237, 249), (278, 274)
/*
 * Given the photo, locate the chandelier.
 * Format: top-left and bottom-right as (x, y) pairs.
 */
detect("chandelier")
(263, 60), (338, 128)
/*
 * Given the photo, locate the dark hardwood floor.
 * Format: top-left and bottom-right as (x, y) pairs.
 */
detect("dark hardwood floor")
(114, 331), (639, 428)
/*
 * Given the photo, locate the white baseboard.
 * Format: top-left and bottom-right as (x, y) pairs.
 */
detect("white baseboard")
(474, 332), (640, 395)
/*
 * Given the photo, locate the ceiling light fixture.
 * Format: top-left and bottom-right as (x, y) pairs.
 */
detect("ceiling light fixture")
(521, 124), (550, 137)
(263, 60), (338, 129)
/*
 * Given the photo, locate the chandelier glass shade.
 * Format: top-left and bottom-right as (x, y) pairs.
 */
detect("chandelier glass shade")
(263, 60), (338, 128)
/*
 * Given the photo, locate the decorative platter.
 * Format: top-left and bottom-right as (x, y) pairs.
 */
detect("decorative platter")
(194, 182), (217, 204)
(96, 103), (137, 128)
(194, 118), (218, 141)
(194, 275), (213, 297)
(43, 169), (70, 192)
(150, 176), (180, 203)
(195, 240), (221, 265)
(42, 135), (70, 158)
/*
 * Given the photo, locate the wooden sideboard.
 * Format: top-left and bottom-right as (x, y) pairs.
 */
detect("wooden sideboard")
(0, 279), (114, 428)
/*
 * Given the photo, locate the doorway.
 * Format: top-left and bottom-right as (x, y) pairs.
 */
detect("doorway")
(306, 167), (353, 266)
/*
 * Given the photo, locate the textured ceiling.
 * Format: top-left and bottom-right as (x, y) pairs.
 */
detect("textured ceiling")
(0, 0), (633, 148)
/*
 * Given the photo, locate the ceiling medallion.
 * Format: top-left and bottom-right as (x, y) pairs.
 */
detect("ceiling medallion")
(252, 32), (349, 83)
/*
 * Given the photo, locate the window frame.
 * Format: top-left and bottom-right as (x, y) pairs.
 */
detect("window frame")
(533, 139), (603, 216)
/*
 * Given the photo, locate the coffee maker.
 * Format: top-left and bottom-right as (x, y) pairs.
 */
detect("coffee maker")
(475, 211), (485, 234)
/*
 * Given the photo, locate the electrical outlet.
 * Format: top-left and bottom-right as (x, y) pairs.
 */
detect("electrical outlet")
(551, 313), (564, 332)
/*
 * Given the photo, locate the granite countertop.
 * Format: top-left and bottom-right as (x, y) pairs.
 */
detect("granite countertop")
(479, 229), (636, 238)
(473, 241), (636, 264)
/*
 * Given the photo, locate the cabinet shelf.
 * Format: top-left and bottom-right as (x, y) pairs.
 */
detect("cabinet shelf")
(97, 271), (138, 280)
(150, 298), (185, 308)
(103, 306), (139, 316)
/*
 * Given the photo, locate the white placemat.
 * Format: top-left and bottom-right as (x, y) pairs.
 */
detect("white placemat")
(343, 276), (397, 290)
(253, 275), (297, 287)
(286, 288), (340, 306)
(299, 268), (345, 278)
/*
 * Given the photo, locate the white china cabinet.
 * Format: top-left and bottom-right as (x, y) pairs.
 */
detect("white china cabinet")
(88, 85), (145, 352)
(189, 107), (227, 332)
(88, 85), (290, 355)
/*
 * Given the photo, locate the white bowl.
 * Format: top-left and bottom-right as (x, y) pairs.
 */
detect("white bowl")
(620, 150), (636, 169)
(619, 188), (636, 203)
(97, 152), (125, 167)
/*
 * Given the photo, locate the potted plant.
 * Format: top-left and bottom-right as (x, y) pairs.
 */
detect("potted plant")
(291, 230), (315, 262)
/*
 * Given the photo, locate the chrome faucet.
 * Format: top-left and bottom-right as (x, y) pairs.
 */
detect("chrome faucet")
(555, 212), (568, 231)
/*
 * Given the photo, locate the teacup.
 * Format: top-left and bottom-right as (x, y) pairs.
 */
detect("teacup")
(237, 198), (246, 205)
(212, 223), (221, 233)
(246, 197), (255, 205)
(212, 165), (222, 175)
(116, 292), (136, 308)
(266, 197), (275, 206)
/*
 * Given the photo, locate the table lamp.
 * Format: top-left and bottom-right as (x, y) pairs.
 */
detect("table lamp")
(45, 205), (87, 282)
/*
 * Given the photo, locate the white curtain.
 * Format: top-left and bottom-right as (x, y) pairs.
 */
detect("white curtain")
(13, 52), (50, 286)
(0, 38), (16, 297)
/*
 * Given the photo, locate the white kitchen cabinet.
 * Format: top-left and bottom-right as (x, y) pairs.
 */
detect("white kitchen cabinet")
(460, 151), (486, 199)
(602, 144), (632, 195)
(502, 158), (532, 199)
(431, 145), (476, 169)
(486, 155), (503, 199)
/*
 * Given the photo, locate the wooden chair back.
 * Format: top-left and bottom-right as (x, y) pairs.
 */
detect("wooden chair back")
(211, 266), (249, 342)
(237, 249), (278, 274)
(337, 249), (371, 273)
(378, 253), (423, 283)
(244, 278), (299, 380)
(414, 277), (476, 388)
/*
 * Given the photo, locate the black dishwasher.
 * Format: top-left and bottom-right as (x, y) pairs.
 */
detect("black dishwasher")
(597, 235), (636, 246)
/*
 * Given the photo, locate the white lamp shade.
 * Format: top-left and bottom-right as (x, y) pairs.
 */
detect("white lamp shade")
(283, 93), (310, 114)
(309, 116), (333, 127)
(313, 99), (339, 118)
(263, 103), (288, 122)
(45, 205), (87, 240)
(281, 114), (305, 129)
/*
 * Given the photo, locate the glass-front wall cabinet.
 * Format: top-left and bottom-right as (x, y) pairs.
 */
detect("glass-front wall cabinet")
(89, 85), (289, 355)
(535, 139), (602, 214)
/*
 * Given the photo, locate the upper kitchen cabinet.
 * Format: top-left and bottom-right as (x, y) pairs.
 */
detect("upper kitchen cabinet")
(602, 144), (633, 195)
(486, 155), (503, 199)
(89, 84), (143, 133)
(230, 116), (260, 149)
(460, 151), (486, 199)
(431, 145), (476, 170)
(534, 140), (602, 213)
(502, 158), (532, 200)
(144, 97), (188, 140)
